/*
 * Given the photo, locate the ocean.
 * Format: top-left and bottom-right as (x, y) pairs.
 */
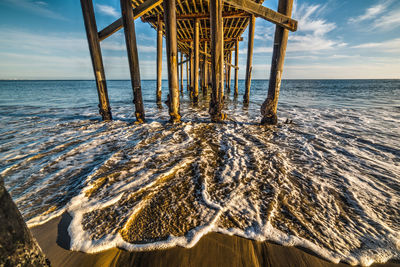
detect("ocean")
(1, 79), (399, 266)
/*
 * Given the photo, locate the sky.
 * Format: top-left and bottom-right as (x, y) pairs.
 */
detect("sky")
(0, 0), (399, 79)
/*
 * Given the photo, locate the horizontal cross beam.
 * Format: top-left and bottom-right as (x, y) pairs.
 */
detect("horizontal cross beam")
(223, 0), (297, 32)
(178, 59), (189, 66)
(98, 0), (162, 42)
(180, 37), (243, 43)
(142, 11), (249, 22)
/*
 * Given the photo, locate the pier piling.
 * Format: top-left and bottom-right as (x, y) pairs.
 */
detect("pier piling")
(156, 15), (163, 103)
(244, 15), (255, 104)
(121, 0), (145, 123)
(209, 0), (225, 122)
(80, 0), (112, 121)
(193, 18), (200, 102)
(261, 0), (293, 125)
(180, 51), (184, 93)
(202, 41), (208, 96)
(234, 39), (239, 98)
(163, 0), (181, 123)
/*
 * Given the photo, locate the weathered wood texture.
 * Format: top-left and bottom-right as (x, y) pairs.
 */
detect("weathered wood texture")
(224, 0), (297, 32)
(193, 18), (200, 102)
(209, 0), (225, 122)
(142, 11), (249, 21)
(164, 0), (181, 123)
(202, 41), (208, 95)
(227, 51), (232, 93)
(244, 15), (255, 104)
(0, 180), (50, 266)
(234, 39), (239, 97)
(261, 0), (293, 125)
(180, 51), (184, 93)
(156, 15), (163, 103)
(138, 0), (266, 64)
(190, 43), (195, 93)
(186, 55), (190, 91)
(80, 0), (112, 121)
(98, 0), (163, 41)
(121, 0), (145, 123)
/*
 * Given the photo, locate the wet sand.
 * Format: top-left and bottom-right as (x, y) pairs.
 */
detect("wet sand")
(30, 214), (400, 267)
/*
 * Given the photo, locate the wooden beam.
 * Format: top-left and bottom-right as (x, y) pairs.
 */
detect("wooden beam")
(156, 15), (162, 103)
(224, 0), (297, 32)
(121, 0), (145, 123)
(142, 11), (249, 22)
(209, 0), (225, 122)
(193, 18), (200, 102)
(244, 15), (255, 104)
(261, 0), (293, 125)
(164, 0), (181, 123)
(178, 59), (189, 66)
(226, 61), (239, 70)
(80, 0), (112, 121)
(234, 39), (239, 97)
(98, 0), (162, 42)
(179, 37), (243, 43)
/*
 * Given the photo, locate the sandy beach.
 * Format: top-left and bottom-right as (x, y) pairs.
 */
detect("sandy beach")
(30, 214), (400, 267)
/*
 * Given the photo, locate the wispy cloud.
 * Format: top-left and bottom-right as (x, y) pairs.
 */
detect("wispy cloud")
(0, 29), (87, 55)
(348, 2), (389, 23)
(352, 38), (400, 53)
(373, 8), (400, 29)
(96, 4), (119, 18)
(287, 3), (345, 52)
(348, 1), (400, 30)
(2, 0), (66, 20)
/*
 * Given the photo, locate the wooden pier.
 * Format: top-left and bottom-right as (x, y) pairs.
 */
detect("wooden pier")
(80, 0), (297, 124)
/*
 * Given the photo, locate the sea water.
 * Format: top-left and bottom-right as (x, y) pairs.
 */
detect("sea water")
(1, 80), (399, 266)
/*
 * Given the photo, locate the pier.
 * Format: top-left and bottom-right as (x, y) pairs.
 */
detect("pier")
(80, 0), (297, 124)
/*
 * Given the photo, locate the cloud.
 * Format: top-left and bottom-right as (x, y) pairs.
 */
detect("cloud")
(373, 8), (400, 29)
(348, 2), (389, 23)
(287, 3), (345, 52)
(348, 1), (400, 30)
(352, 38), (400, 53)
(2, 0), (66, 20)
(96, 4), (119, 18)
(284, 61), (400, 79)
(0, 29), (88, 55)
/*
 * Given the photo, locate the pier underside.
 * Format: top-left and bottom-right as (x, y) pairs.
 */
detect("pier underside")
(80, 0), (297, 124)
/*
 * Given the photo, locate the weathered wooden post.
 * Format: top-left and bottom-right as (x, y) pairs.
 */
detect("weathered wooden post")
(193, 18), (200, 102)
(202, 41), (208, 96)
(190, 41), (195, 94)
(244, 15), (255, 104)
(121, 0), (145, 123)
(234, 39), (239, 97)
(80, 0), (112, 121)
(156, 15), (163, 103)
(209, 0), (225, 122)
(180, 51), (184, 93)
(185, 54), (189, 91)
(227, 51), (232, 94)
(163, 0), (181, 123)
(261, 0), (293, 125)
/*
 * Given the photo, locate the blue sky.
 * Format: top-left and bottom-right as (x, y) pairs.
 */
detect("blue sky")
(0, 0), (399, 79)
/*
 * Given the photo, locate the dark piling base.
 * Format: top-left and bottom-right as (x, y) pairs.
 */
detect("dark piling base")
(0, 181), (50, 267)
(260, 113), (278, 125)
